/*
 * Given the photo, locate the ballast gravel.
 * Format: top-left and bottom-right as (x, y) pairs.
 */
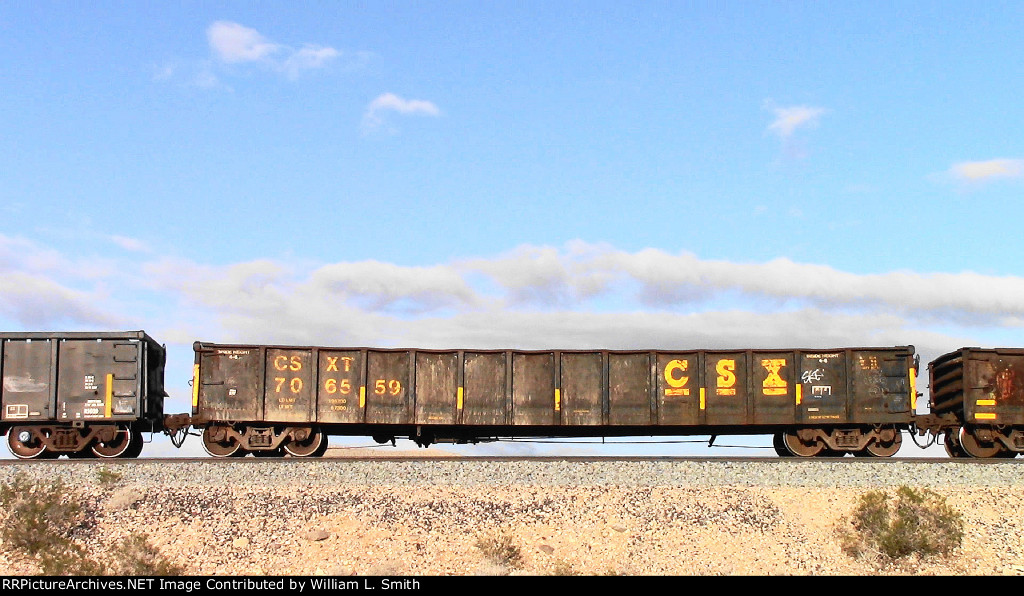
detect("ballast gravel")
(1, 453), (1024, 576)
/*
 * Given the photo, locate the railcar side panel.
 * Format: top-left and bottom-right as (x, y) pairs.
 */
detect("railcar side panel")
(512, 352), (556, 425)
(365, 350), (413, 425)
(56, 339), (143, 422)
(462, 352), (507, 425)
(705, 352), (748, 426)
(962, 349), (1024, 425)
(317, 350), (364, 423)
(265, 348), (315, 423)
(559, 352), (603, 426)
(798, 351), (848, 423)
(415, 352), (459, 425)
(608, 352), (652, 426)
(849, 349), (913, 422)
(196, 346), (263, 421)
(1, 338), (55, 422)
(752, 351), (795, 425)
(656, 352), (699, 425)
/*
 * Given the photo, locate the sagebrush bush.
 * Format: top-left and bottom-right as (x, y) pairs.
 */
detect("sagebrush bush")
(838, 485), (964, 560)
(0, 472), (182, 576)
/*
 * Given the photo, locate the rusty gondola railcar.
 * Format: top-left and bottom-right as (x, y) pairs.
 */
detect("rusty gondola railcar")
(191, 341), (919, 458)
(919, 347), (1024, 458)
(0, 331), (169, 459)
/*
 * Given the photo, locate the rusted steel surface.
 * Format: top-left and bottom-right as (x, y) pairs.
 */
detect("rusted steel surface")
(192, 342), (918, 431)
(1, 331), (167, 428)
(930, 347), (1024, 427)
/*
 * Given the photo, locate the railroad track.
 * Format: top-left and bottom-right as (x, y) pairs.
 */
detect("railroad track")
(0, 454), (1017, 465)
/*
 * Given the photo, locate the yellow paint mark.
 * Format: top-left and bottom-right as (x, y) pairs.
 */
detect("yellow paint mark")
(977, 399), (996, 406)
(699, 387), (706, 410)
(910, 368), (917, 411)
(457, 386), (464, 410)
(192, 364), (200, 407)
(555, 389), (561, 411)
(976, 413), (997, 420)
(359, 386), (366, 408)
(796, 384), (802, 406)
(105, 373), (113, 418)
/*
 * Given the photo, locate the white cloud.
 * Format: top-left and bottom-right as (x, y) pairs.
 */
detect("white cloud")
(208, 21), (281, 64)
(949, 158), (1024, 182)
(203, 21), (341, 80)
(766, 104), (827, 139)
(362, 93), (441, 133)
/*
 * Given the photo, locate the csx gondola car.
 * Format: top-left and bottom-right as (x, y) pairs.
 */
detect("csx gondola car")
(0, 331), (170, 458)
(190, 341), (919, 458)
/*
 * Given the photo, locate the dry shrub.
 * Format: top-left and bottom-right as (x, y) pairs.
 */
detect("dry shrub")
(838, 485), (964, 560)
(475, 531), (523, 570)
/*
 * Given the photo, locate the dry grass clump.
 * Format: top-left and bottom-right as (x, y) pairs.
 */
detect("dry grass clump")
(475, 531), (523, 572)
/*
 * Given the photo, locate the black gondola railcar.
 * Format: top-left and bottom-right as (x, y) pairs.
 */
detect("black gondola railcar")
(191, 341), (919, 458)
(0, 330), (169, 458)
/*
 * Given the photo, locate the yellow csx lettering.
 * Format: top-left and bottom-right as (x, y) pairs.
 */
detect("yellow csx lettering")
(663, 359), (691, 396)
(761, 359), (787, 396)
(325, 356), (354, 372)
(273, 355), (303, 371)
(716, 359), (737, 396)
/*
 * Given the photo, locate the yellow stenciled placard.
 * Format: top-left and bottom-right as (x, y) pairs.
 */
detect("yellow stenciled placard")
(663, 359), (691, 396)
(716, 359), (736, 396)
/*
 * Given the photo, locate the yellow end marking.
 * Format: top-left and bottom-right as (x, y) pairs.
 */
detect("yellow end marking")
(359, 386), (366, 408)
(977, 399), (996, 406)
(699, 387), (706, 410)
(909, 368), (917, 411)
(105, 373), (113, 418)
(457, 386), (464, 410)
(796, 384), (802, 406)
(976, 413), (997, 420)
(555, 389), (561, 411)
(192, 364), (200, 407)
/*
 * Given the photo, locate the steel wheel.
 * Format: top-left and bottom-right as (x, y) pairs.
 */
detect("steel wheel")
(772, 433), (793, 457)
(782, 430), (824, 457)
(7, 426), (47, 459)
(91, 427), (132, 458)
(284, 428), (325, 457)
(202, 426), (244, 457)
(864, 431), (902, 457)
(123, 431), (144, 458)
(959, 428), (1002, 458)
(943, 430), (967, 458)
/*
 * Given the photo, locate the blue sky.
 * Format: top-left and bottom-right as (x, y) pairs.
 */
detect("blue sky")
(2, 2), (1023, 457)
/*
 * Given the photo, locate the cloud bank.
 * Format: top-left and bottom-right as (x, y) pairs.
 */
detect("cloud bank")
(2, 235), (1009, 366)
